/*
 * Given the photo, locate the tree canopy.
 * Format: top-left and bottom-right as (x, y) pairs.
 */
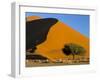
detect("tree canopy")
(62, 43), (86, 59)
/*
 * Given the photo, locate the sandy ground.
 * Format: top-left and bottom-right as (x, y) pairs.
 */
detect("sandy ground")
(26, 60), (89, 67)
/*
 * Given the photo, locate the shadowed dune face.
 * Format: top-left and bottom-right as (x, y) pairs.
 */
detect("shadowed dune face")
(26, 18), (58, 52)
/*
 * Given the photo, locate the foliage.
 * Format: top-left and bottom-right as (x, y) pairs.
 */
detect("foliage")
(62, 43), (86, 59)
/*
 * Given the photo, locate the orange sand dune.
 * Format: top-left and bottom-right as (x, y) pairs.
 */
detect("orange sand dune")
(26, 16), (41, 21)
(35, 21), (89, 61)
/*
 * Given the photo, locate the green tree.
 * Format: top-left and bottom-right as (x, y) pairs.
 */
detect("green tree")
(62, 43), (86, 60)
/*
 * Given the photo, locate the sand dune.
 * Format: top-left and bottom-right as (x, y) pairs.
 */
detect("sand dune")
(26, 16), (41, 21)
(26, 16), (89, 61)
(35, 21), (89, 61)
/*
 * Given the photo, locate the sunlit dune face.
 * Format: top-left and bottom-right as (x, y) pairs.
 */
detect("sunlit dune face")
(26, 16), (41, 21)
(35, 21), (89, 61)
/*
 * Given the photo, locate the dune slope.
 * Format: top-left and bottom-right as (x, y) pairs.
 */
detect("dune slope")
(26, 16), (89, 61)
(35, 21), (89, 61)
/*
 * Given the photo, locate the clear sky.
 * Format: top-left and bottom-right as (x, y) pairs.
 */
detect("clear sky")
(26, 12), (90, 37)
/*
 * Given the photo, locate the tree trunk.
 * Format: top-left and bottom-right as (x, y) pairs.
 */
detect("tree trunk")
(72, 54), (75, 60)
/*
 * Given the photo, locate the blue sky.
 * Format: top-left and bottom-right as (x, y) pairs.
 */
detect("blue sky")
(26, 12), (90, 37)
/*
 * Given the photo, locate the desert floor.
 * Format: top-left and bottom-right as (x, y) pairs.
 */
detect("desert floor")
(26, 60), (89, 67)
